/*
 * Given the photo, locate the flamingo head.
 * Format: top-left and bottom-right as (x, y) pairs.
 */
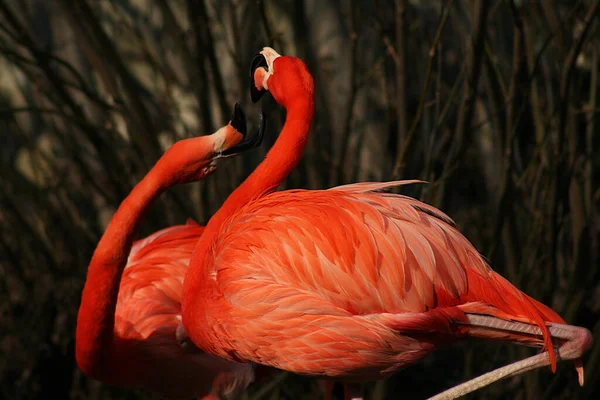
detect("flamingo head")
(250, 47), (314, 109)
(156, 102), (264, 187)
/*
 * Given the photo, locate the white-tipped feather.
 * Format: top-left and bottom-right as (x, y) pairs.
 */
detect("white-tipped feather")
(329, 180), (426, 193)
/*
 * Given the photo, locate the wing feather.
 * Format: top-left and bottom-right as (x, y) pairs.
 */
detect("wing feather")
(200, 186), (564, 376)
(329, 179), (425, 193)
(117, 223), (204, 339)
(213, 190), (468, 317)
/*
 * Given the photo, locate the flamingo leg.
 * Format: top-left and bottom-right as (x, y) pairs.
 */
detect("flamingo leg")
(428, 317), (592, 400)
(321, 380), (334, 400)
(343, 383), (363, 400)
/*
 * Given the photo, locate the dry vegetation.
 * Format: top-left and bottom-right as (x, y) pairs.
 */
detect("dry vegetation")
(0, 0), (599, 399)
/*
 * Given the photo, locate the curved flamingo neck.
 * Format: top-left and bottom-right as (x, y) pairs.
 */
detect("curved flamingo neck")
(206, 98), (314, 231)
(182, 96), (314, 329)
(76, 170), (164, 378)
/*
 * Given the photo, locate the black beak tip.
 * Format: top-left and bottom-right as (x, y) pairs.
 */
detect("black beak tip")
(221, 110), (266, 157)
(251, 86), (265, 103)
(250, 53), (268, 103)
(230, 102), (247, 136)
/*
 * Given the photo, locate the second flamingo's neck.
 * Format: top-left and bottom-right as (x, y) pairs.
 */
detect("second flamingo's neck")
(76, 171), (163, 378)
(205, 98), (314, 231)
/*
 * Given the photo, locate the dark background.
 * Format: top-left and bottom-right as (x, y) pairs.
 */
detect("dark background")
(0, 0), (599, 399)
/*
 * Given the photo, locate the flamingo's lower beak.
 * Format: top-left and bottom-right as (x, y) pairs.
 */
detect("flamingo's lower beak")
(229, 102), (247, 135)
(221, 104), (266, 157)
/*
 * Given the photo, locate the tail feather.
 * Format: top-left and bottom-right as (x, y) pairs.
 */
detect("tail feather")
(527, 295), (565, 324)
(463, 270), (562, 372)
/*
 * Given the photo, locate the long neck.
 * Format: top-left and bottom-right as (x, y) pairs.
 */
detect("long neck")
(182, 95), (313, 348)
(207, 98), (314, 230)
(75, 170), (163, 377)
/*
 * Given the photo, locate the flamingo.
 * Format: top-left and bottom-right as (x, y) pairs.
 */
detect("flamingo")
(180, 48), (593, 399)
(75, 103), (266, 399)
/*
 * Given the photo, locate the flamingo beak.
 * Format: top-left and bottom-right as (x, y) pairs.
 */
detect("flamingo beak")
(250, 52), (268, 103)
(250, 47), (281, 103)
(221, 103), (266, 157)
(229, 102), (247, 135)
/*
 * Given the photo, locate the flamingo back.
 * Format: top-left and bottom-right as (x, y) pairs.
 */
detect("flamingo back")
(192, 181), (564, 377)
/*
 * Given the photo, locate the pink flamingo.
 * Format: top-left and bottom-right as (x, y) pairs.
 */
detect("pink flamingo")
(76, 103), (266, 399)
(181, 48), (592, 399)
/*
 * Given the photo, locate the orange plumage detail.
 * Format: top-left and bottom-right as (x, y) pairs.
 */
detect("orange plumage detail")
(190, 181), (564, 380)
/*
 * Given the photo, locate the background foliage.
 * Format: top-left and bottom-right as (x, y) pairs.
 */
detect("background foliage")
(1, 0), (599, 399)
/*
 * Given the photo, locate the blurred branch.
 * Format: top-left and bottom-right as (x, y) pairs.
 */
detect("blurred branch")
(228, 0), (244, 87)
(522, 10), (550, 168)
(435, 0), (491, 199)
(187, 1), (217, 133)
(392, 0), (455, 180)
(423, 68), (464, 203)
(540, 0), (568, 54)
(496, 0), (528, 283)
(0, 186), (58, 272)
(0, 0), (131, 202)
(557, 0), (600, 148)
(158, 0), (218, 135)
(332, 1), (359, 185)
(482, 46), (507, 168)
(0, 42), (116, 112)
(395, 0), (408, 151)
(187, 0), (230, 126)
(200, 1), (230, 123)
(467, 32), (554, 136)
(584, 46), (598, 269)
(256, 0), (283, 51)
(57, 0), (163, 164)
(549, 0), (600, 285)
(0, 2), (88, 121)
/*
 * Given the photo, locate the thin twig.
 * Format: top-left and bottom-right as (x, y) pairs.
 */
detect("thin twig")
(549, 0), (600, 286)
(395, 0), (408, 153)
(332, 1), (360, 186)
(392, 0), (455, 180)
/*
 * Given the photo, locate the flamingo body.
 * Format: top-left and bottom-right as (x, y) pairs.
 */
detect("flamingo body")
(181, 49), (590, 398)
(185, 181), (564, 380)
(106, 220), (254, 399)
(116, 220), (204, 345)
(76, 104), (263, 399)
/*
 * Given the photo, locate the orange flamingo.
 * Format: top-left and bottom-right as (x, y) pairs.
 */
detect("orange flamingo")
(76, 103), (266, 399)
(181, 49), (592, 399)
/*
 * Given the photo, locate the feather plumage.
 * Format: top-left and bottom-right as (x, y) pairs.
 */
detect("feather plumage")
(191, 182), (564, 379)
(109, 222), (254, 399)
